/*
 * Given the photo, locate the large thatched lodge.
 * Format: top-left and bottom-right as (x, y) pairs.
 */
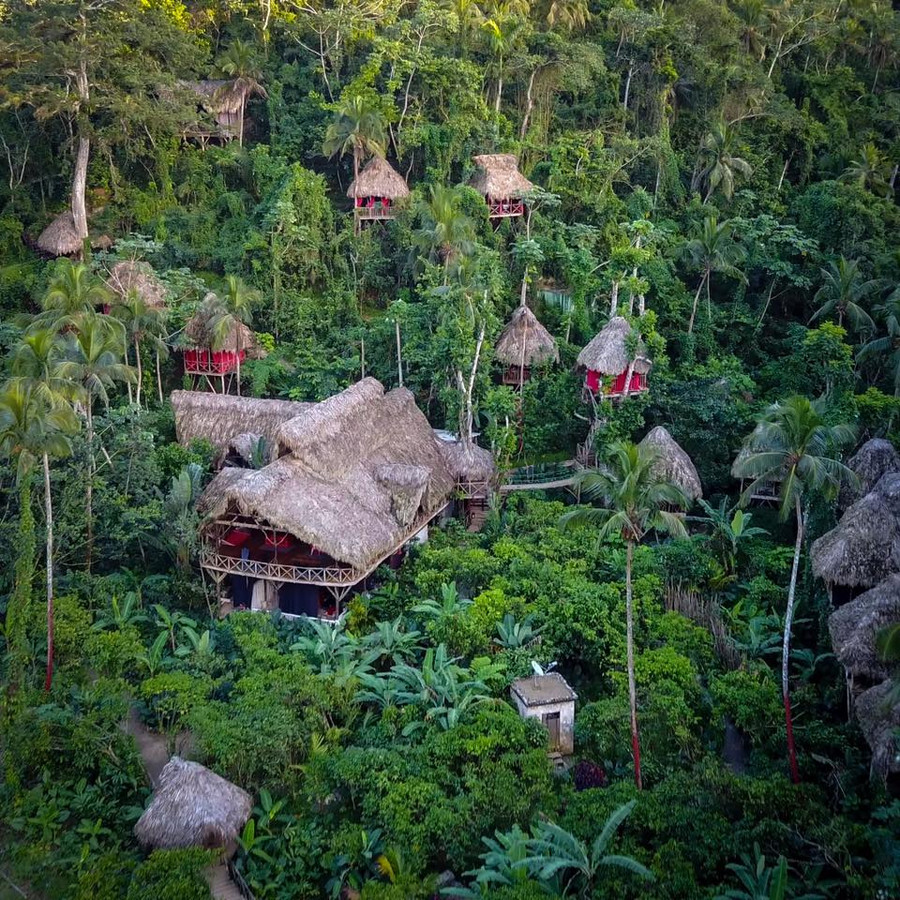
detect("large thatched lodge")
(172, 379), (495, 620)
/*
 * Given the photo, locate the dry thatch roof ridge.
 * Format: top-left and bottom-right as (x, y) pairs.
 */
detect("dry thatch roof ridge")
(576, 317), (651, 375)
(841, 438), (900, 508)
(198, 466), (253, 519)
(494, 305), (559, 368)
(468, 154), (534, 199)
(854, 680), (900, 778)
(105, 260), (168, 310)
(638, 426), (703, 500)
(828, 575), (900, 682)
(347, 156), (410, 200)
(36, 212), (82, 257)
(184, 298), (259, 353)
(134, 756), (252, 850)
(439, 438), (497, 484)
(179, 79), (243, 115)
(873, 471), (900, 518)
(811, 491), (900, 588)
(171, 391), (314, 454)
(214, 379), (458, 569)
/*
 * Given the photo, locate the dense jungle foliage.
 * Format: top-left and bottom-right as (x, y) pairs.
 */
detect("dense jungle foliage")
(0, 0), (899, 896)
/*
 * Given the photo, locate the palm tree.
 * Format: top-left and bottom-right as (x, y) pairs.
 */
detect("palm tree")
(206, 276), (257, 396)
(413, 184), (477, 281)
(561, 442), (689, 789)
(839, 143), (892, 198)
(545, 0), (590, 32)
(0, 378), (78, 691)
(33, 260), (113, 334)
(809, 257), (878, 336)
(683, 216), (747, 334)
(58, 316), (134, 572)
(523, 802), (653, 897)
(322, 94), (387, 191)
(733, 397), (855, 783)
(215, 39), (267, 147)
(732, 0), (769, 61)
(859, 286), (900, 396)
(695, 121), (753, 203)
(111, 291), (168, 407)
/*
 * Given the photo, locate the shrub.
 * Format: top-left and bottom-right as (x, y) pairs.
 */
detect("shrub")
(126, 849), (216, 900)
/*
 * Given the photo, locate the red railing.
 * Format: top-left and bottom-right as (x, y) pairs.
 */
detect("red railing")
(488, 200), (524, 217)
(183, 348), (246, 375)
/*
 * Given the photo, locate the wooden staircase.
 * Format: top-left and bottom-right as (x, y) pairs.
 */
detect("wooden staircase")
(466, 497), (489, 532)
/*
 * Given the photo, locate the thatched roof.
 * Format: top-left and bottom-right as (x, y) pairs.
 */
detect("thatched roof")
(180, 79), (242, 116)
(828, 575), (900, 682)
(347, 156), (410, 200)
(841, 439), (900, 508)
(184, 299), (259, 354)
(36, 212), (82, 256)
(811, 491), (900, 588)
(134, 757), (252, 850)
(198, 466), (253, 518)
(576, 317), (651, 375)
(874, 471), (900, 518)
(468, 154), (534, 199)
(208, 378), (458, 570)
(854, 680), (900, 778)
(171, 391), (313, 454)
(494, 305), (559, 368)
(105, 261), (168, 310)
(638, 426), (702, 500)
(438, 438), (497, 484)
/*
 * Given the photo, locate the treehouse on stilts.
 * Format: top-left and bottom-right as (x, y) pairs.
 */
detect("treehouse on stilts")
(577, 317), (651, 401)
(495, 304), (559, 388)
(468, 154), (533, 221)
(347, 156), (410, 232)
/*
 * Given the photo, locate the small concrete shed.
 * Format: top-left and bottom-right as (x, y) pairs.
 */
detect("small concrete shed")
(510, 672), (577, 755)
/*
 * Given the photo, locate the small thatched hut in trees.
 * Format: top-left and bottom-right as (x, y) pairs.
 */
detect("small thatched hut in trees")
(495, 305), (559, 386)
(134, 757), (252, 852)
(181, 301), (261, 392)
(197, 378), (473, 618)
(840, 438), (900, 508)
(347, 156), (409, 229)
(436, 432), (497, 531)
(828, 575), (900, 685)
(854, 680), (900, 779)
(178, 80), (244, 143)
(468, 154), (534, 219)
(171, 391), (313, 462)
(36, 212), (83, 257)
(577, 316), (650, 400)
(105, 261), (168, 312)
(731, 444), (785, 504)
(811, 491), (900, 603)
(638, 426), (703, 502)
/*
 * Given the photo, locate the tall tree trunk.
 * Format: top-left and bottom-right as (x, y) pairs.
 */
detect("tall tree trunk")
(85, 400), (93, 574)
(687, 273), (706, 335)
(395, 319), (403, 387)
(626, 540), (643, 790)
(71, 134), (90, 245)
(783, 496), (803, 784)
(238, 92), (246, 147)
(495, 56), (503, 114)
(156, 350), (163, 404)
(610, 280), (620, 316)
(8, 478), (35, 692)
(134, 336), (143, 408)
(520, 67), (537, 140)
(43, 454), (54, 693)
(623, 60), (634, 111)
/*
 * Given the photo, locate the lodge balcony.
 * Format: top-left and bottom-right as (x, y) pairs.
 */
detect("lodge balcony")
(183, 348), (246, 376)
(501, 365), (531, 387)
(487, 199), (524, 218)
(584, 370), (648, 400)
(354, 200), (397, 223)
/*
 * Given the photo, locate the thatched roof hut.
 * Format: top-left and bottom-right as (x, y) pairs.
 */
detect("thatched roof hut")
(347, 156), (410, 200)
(638, 426), (702, 501)
(437, 436), (497, 486)
(105, 261), (168, 310)
(468, 154), (534, 199)
(854, 680), (900, 778)
(811, 491), (900, 589)
(183, 300), (260, 355)
(171, 390), (313, 455)
(134, 757), (252, 850)
(179, 79), (243, 132)
(207, 378), (459, 571)
(828, 575), (900, 682)
(840, 439), (900, 508)
(36, 212), (82, 257)
(494, 305), (559, 369)
(577, 317), (651, 375)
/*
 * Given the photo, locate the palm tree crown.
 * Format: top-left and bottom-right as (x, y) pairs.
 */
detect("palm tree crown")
(322, 94), (387, 187)
(810, 256), (878, 336)
(696, 121), (753, 202)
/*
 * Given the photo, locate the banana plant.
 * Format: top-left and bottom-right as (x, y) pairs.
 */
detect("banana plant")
(494, 613), (541, 649)
(136, 631), (170, 677)
(92, 591), (148, 631)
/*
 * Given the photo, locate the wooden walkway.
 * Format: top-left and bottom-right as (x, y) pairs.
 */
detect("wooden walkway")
(499, 460), (582, 494)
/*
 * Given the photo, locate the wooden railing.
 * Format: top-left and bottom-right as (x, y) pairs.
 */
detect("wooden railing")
(227, 860), (257, 900)
(200, 549), (361, 586)
(354, 205), (397, 220)
(488, 200), (524, 217)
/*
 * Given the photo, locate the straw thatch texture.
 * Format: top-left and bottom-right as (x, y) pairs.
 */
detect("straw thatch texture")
(198, 466), (253, 519)
(873, 471), (900, 518)
(468, 154), (534, 199)
(811, 491), (900, 588)
(829, 575), (900, 682)
(347, 156), (410, 200)
(184, 302), (259, 354)
(134, 757), (252, 850)
(171, 390), (313, 454)
(494, 305), (559, 368)
(36, 212), (82, 256)
(180, 79), (243, 125)
(840, 439), (900, 508)
(576, 317), (651, 375)
(105, 261), (168, 309)
(638, 426), (703, 500)
(439, 439), (497, 484)
(215, 379), (457, 570)
(854, 680), (900, 778)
